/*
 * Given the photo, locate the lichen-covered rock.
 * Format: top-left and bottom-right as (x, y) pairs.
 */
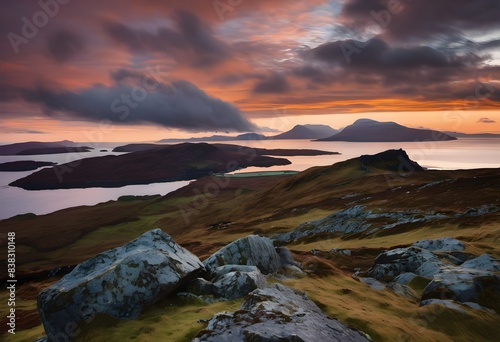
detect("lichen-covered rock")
(386, 282), (418, 301)
(393, 272), (418, 285)
(366, 247), (444, 282)
(360, 277), (386, 290)
(203, 235), (282, 275)
(193, 283), (370, 341)
(37, 229), (205, 341)
(273, 206), (447, 243)
(281, 264), (306, 279)
(421, 267), (500, 312)
(419, 299), (467, 313)
(413, 237), (464, 252)
(211, 265), (260, 279)
(461, 254), (500, 272)
(213, 270), (267, 299)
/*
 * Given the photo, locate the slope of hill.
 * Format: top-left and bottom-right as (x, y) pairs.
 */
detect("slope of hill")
(1, 149), (499, 342)
(319, 119), (456, 142)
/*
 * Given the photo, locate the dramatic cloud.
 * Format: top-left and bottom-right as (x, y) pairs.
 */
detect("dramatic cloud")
(308, 38), (479, 70)
(253, 73), (291, 94)
(46, 29), (85, 63)
(104, 11), (231, 67)
(0, 0), (498, 136)
(22, 77), (258, 132)
(340, 0), (500, 42)
(477, 117), (496, 124)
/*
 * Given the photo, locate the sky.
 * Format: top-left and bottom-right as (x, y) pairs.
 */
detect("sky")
(0, 0), (499, 142)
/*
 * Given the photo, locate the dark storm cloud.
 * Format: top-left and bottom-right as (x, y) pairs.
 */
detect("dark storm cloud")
(309, 38), (476, 69)
(104, 11), (231, 67)
(110, 69), (146, 84)
(297, 37), (489, 88)
(46, 29), (85, 63)
(340, 0), (500, 42)
(253, 73), (291, 94)
(22, 78), (258, 132)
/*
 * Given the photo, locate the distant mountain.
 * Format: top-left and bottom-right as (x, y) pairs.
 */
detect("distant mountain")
(157, 125), (339, 142)
(157, 133), (268, 143)
(319, 119), (456, 142)
(443, 132), (500, 138)
(0, 140), (92, 155)
(273, 124), (338, 140)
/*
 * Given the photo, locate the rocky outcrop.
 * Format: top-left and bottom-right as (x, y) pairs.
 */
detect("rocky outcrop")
(37, 229), (205, 341)
(461, 254), (500, 271)
(365, 239), (500, 313)
(193, 283), (370, 341)
(182, 241), (305, 301)
(413, 237), (464, 252)
(366, 247), (445, 282)
(274, 206), (447, 243)
(213, 270), (267, 300)
(421, 266), (500, 312)
(203, 235), (282, 275)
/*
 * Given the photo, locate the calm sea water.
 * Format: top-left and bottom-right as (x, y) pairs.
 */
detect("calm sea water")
(0, 139), (498, 220)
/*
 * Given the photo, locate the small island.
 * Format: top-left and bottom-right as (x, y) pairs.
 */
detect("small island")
(0, 161), (57, 172)
(0, 140), (93, 155)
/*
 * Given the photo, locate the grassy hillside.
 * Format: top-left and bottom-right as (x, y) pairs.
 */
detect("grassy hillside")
(1, 149), (499, 341)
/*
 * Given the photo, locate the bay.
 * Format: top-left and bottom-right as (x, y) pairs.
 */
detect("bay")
(0, 138), (498, 220)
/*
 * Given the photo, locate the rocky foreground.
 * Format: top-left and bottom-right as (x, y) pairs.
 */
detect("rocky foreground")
(35, 230), (370, 341)
(34, 229), (499, 342)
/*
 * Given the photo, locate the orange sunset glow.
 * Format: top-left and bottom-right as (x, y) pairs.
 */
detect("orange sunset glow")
(0, 0), (499, 142)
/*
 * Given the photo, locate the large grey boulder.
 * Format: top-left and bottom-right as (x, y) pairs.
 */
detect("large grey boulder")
(213, 270), (267, 299)
(203, 235), (282, 275)
(421, 266), (500, 312)
(38, 229), (205, 341)
(413, 237), (464, 252)
(211, 265), (260, 279)
(193, 283), (370, 341)
(461, 254), (500, 272)
(393, 272), (418, 285)
(366, 247), (444, 282)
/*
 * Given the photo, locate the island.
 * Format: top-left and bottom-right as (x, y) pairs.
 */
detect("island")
(0, 140), (93, 155)
(0, 161), (57, 172)
(10, 143), (337, 190)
